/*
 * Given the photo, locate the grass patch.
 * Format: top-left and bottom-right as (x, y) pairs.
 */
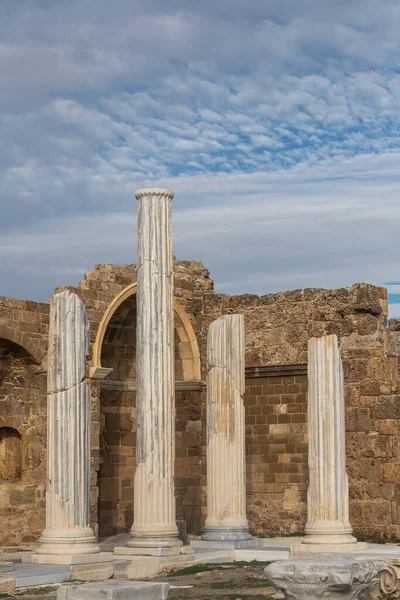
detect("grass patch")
(167, 560), (271, 577)
(210, 582), (236, 589)
(167, 563), (233, 577)
(7, 587), (56, 597)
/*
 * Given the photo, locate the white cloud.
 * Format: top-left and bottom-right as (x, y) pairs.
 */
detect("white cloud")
(1, 0), (400, 302)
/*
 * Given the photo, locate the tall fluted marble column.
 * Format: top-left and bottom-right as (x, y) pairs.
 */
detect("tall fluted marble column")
(37, 290), (100, 556)
(301, 334), (357, 549)
(203, 314), (251, 541)
(128, 188), (180, 549)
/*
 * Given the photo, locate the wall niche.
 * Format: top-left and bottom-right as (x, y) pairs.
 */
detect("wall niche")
(0, 427), (22, 479)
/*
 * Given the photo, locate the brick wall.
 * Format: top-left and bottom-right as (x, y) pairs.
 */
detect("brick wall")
(244, 368), (308, 534)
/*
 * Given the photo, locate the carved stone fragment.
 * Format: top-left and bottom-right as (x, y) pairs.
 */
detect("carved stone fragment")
(265, 557), (386, 600)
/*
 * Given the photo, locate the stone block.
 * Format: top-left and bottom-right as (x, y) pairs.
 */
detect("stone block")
(350, 500), (392, 527)
(69, 562), (114, 582)
(57, 580), (170, 600)
(113, 557), (161, 579)
(383, 463), (400, 483)
(373, 396), (400, 420)
(378, 420), (398, 435)
(25, 553), (114, 565)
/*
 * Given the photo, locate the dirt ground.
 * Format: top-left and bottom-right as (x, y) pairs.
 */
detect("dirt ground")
(157, 561), (283, 600)
(0, 562), (283, 600)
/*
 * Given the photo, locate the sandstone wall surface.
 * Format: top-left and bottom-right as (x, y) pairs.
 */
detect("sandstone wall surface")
(0, 297), (48, 545)
(201, 283), (400, 539)
(1, 263), (399, 544)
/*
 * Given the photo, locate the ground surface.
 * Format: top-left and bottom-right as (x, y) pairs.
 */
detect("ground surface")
(0, 562), (282, 600)
(157, 561), (282, 600)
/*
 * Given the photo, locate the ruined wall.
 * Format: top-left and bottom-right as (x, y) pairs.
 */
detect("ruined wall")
(62, 261), (211, 537)
(1, 262), (399, 545)
(0, 297), (48, 545)
(199, 283), (400, 540)
(70, 263), (400, 540)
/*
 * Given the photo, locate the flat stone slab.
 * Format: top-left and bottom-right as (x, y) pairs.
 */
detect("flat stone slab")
(57, 580), (170, 600)
(113, 557), (161, 580)
(14, 564), (71, 588)
(191, 538), (264, 550)
(24, 552), (114, 565)
(194, 549), (234, 563)
(115, 546), (180, 557)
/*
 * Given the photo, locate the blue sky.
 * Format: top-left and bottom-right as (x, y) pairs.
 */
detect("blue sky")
(1, 0), (400, 316)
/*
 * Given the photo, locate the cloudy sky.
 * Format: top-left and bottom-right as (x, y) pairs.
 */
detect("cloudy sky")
(1, 0), (400, 316)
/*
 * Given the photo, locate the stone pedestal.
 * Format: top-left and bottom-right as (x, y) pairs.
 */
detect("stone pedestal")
(293, 334), (363, 555)
(203, 315), (251, 542)
(127, 188), (180, 550)
(37, 291), (100, 558)
(265, 557), (385, 600)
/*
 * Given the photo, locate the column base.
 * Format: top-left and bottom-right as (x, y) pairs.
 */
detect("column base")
(36, 527), (101, 556)
(290, 529), (367, 556)
(127, 531), (183, 550)
(202, 526), (252, 542)
(302, 529), (357, 546)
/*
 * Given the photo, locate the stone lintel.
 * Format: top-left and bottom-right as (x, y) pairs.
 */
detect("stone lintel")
(100, 379), (205, 391)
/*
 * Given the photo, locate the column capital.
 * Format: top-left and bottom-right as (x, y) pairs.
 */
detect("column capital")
(135, 188), (174, 201)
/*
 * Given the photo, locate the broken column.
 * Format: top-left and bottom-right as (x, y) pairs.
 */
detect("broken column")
(203, 314), (251, 542)
(295, 334), (362, 554)
(37, 290), (100, 556)
(127, 188), (180, 549)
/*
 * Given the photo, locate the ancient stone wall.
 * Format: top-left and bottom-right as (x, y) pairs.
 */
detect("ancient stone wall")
(1, 263), (399, 544)
(60, 261), (211, 538)
(200, 283), (400, 540)
(0, 297), (48, 545)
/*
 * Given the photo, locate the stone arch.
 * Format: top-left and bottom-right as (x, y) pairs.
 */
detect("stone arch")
(0, 325), (45, 366)
(0, 427), (22, 479)
(91, 283), (201, 381)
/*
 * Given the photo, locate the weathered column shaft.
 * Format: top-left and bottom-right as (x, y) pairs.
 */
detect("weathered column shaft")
(303, 333), (355, 545)
(38, 290), (99, 555)
(203, 314), (251, 541)
(129, 188), (179, 548)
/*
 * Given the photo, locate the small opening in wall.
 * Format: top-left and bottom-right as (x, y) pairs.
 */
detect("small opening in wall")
(0, 427), (22, 480)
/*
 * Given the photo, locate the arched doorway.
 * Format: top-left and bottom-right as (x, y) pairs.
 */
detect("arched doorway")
(94, 286), (204, 537)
